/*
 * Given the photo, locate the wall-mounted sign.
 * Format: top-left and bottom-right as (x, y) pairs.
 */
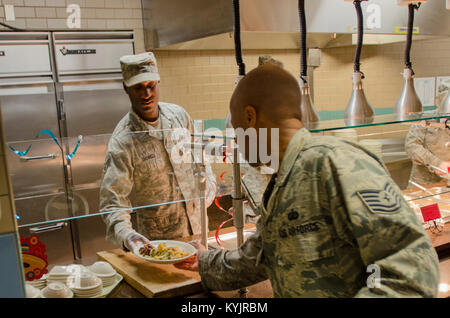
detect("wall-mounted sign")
(414, 77), (436, 106)
(395, 26), (420, 34)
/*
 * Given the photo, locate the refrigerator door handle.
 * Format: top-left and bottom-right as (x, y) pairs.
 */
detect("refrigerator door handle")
(57, 99), (66, 121)
(20, 153), (58, 161)
(29, 222), (67, 234)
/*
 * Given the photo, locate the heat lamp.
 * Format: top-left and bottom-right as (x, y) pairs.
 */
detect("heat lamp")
(394, 1), (423, 120)
(344, 0), (375, 125)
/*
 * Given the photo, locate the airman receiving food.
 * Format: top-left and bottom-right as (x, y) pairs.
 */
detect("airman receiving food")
(99, 52), (217, 252)
(177, 65), (440, 298)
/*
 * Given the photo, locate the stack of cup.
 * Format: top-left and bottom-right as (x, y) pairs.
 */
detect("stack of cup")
(88, 261), (117, 288)
(46, 266), (74, 286)
(70, 272), (103, 298)
(41, 282), (73, 298)
(25, 283), (42, 298)
(46, 264), (88, 286)
(27, 274), (47, 290)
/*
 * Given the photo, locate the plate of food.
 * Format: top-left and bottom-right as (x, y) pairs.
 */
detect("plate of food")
(133, 240), (197, 264)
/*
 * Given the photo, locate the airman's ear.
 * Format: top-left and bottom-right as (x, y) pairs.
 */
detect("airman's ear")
(244, 105), (257, 128)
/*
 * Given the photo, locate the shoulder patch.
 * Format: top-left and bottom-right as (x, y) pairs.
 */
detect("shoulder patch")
(356, 183), (402, 214)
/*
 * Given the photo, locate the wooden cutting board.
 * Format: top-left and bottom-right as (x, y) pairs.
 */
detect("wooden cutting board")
(97, 249), (203, 298)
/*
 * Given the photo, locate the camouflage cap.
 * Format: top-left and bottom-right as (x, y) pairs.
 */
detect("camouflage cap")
(120, 52), (160, 87)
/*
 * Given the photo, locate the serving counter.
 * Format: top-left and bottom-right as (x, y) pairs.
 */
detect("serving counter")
(96, 197), (450, 299)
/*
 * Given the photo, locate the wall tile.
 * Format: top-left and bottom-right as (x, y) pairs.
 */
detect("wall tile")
(113, 8), (132, 19)
(2, 0), (25, 5)
(80, 7), (95, 18)
(47, 18), (67, 28)
(35, 7), (56, 17)
(127, 0), (140, 9)
(24, 0), (45, 6)
(86, 18), (105, 29)
(84, 0), (104, 8)
(105, 0), (122, 9)
(105, 18), (123, 29)
(45, 0), (65, 6)
(95, 8), (114, 18)
(14, 7), (36, 18)
(55, 7), (66, 17)
(65, 0), (85, 7)
(25, 17), (47, 28)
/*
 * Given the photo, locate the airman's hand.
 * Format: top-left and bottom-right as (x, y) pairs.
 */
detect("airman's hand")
(124, 231), (153, 252)
(174, 240), (206, 271)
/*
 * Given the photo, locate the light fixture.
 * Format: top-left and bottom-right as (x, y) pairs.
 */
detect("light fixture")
(394, 2), (423, 120)
(298, 0), (320, 128)
(344, 0), (374, 125)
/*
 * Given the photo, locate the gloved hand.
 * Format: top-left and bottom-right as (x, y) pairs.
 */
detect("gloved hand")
(434, 161), (450, 176)
(124, 231), (153, 252)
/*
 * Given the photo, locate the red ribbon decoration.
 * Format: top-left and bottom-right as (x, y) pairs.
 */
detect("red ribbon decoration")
(214, 144), (234, 248)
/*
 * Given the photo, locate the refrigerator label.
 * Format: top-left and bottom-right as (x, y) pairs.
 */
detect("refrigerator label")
(60, 47), (96, 56)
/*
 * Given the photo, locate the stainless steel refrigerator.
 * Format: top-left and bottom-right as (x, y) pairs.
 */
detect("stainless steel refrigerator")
(0, 31), (135, 263)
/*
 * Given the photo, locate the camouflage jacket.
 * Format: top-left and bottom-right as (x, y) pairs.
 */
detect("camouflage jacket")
(99, 103), (216, 249)
(405, 124), (450, 186)
(242, 163), (273, 223)
(199, 128), (439, 297)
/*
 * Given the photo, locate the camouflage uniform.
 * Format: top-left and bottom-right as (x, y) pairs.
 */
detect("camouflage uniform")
(100, 102), (216, 249)
(405, 124), (450, 186)
(199, 128), (439, 297)
(241, 163), (272, 223)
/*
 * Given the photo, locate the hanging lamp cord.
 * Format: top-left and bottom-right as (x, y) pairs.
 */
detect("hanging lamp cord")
(233, 0), (245, 76)
(405, 2), (421, 73)
(353, 0), (364, 77)
(298, 0), (308, 83)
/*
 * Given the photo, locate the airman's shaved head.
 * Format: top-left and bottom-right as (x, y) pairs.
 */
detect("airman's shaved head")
(229, 65), (303, 171)
(230, 64), (302, 130)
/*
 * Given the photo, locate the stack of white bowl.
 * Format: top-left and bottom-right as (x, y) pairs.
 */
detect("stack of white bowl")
(88, 261), (117, 288)
(25, 283), (42, 298)
(41, 282), (73, 298)
(70, 271), (103, 298)
(359, 139), (383, 158)
(333, 129), (358, 143)
(27, 274), (47, 289)
(46, 264), (87, 286)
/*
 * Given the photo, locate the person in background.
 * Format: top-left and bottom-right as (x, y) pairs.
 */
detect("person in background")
(99, 52), (216, 252)
(177, 65), (440, 298)
(405, 122), (450, 187)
